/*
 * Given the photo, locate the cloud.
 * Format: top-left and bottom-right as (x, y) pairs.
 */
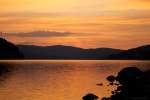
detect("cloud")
(135, 0), (150, 2)
(0, 12), (64, 17)
(7, 31), (72, 38)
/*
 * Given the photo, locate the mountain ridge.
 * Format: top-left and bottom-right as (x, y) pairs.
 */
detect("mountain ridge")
(0, 37), (149, 60)
(18, 45), (124, 59)
(109, 44), (150, 60)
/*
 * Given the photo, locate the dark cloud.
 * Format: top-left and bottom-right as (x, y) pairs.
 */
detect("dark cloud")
(0, 12), (64, 17)
(7, 31), (72, 37)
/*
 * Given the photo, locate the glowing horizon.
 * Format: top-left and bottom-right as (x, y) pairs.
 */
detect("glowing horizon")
(0, 0), (150, 49)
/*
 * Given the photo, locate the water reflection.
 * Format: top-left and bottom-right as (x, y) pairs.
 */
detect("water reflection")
(0, 60), (149, 100)
(0, 63), (14, 85)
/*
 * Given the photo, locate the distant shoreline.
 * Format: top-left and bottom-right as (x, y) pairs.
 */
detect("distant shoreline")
(0, 59), (149, 62)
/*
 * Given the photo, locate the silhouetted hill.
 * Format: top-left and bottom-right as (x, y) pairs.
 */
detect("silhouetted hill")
(0, 38), (24, 59)
(18, 45), (123, 59)
(110, 45), (150, 60)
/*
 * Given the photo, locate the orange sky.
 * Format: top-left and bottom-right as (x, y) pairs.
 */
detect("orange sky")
(0, 0), (150, 49)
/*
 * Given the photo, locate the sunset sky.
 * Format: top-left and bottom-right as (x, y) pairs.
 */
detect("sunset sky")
(0, 0), (150, 49)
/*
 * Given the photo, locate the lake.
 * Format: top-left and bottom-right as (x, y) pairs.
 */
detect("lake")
(0, 60), (150, 100)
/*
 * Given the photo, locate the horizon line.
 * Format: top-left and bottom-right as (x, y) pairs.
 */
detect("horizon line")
(16, 43), (150, 50)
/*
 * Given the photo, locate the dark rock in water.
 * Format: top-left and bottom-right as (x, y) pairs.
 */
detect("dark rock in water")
(82, 93), (99, 100)
(97, 83), (103, 86)
(116, 67), (143, 85)
(0, 38), (24, 59)
(107, 75), (116, 83)
(102, 67), (150, 100)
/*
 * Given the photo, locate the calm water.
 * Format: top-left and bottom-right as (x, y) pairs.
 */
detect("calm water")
(0, 60), (150, 100)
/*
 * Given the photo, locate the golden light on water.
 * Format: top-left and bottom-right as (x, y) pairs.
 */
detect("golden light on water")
(0, 60), (150, 100)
